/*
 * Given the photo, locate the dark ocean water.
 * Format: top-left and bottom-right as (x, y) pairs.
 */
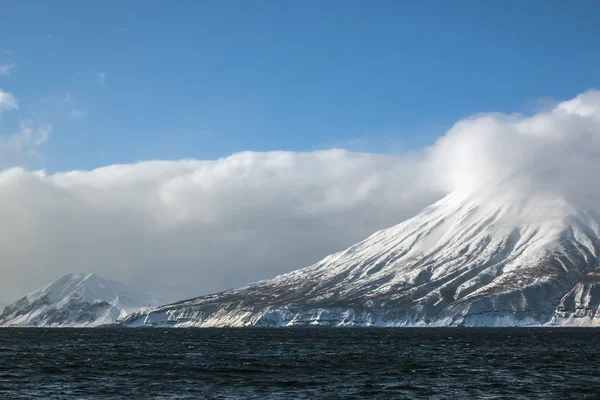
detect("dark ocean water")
(1, 328), (599, 399)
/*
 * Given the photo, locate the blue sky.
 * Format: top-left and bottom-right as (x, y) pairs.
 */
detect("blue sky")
(1, 0), (599, 172)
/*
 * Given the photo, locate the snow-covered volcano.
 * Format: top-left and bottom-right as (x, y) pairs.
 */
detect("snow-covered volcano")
(124, 191), (600, 327)
(0, 273), (159, 327)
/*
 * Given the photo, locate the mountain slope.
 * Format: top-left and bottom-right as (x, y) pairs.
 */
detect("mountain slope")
(124, 192), (600, 327)
(0, 273), (159, 327)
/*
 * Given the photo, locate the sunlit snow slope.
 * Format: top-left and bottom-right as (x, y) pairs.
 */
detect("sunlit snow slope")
(124, 192), (600, 327)
(0, 273), (159, 327)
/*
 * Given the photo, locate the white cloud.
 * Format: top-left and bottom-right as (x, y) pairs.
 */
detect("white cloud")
(97, 72), (106, 84)
(32, 124), (51, 147)
(0, 89), (18, 113)
(424, 89), (600, 210)
(64, 93), (86, 119)
(0, 120), (51, 162)
(0, 63), (17, 76)
(2, 90), (600, 307)
(0, 50), (17, 78)
(0, 85), (51, 170)
(69, 109), (86, 118)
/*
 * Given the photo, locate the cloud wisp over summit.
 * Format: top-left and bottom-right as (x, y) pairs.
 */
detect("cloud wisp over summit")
(426, 90), (600, 208)
(1, 90), (600, 305)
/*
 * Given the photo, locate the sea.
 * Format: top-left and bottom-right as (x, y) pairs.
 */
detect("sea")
(0, 327), (599, 399)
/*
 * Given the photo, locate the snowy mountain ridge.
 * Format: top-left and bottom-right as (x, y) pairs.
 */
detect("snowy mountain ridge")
(0, 273), (159, 327)
(123, 191), (600, 327)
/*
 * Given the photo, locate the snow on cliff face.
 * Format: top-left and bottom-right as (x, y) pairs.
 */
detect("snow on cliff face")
(0, 273), (159, 327)
(123, 191), (600, 327)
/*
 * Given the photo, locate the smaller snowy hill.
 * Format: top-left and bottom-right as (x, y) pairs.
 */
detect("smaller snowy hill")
(0, 273), (159, 327)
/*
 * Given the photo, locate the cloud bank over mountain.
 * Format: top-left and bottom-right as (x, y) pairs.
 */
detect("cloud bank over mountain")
(1, 90), (600, 305)
(0, 150), (437, 305)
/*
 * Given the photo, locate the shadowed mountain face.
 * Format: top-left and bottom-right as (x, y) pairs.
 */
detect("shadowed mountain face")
(123, 192), (600, 327)
(0, 273), (159, 327)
